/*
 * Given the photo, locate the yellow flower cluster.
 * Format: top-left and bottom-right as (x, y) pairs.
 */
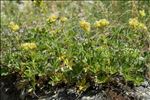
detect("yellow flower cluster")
(21, 43), (37, 50)
(94, 19), (109, 28)
(128, 18), (139, 28)
(129, 18), (147, 30)
(79, 20), (91, 32)
(60, 17), (68, 22)
(9, 22), (20, 32)
(47, 15), (58, 23)
(139, 10), (146, 17)
(138, 23), (147, 30)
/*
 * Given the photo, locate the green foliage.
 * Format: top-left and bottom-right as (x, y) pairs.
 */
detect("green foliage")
(1, 1), (149, 93)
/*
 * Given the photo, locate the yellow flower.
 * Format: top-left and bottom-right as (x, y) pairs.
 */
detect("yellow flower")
(94, 21), (101, 28)
(129, 18), (147, 30)
(21, 43), (37, 50)
(9, 22), (20, 32)
(94, 19), (109, 28)
(47, 15), (58, 23)
(138, 23), (147, 31)
(129, 18), (139, 29)
(60, 17), (68, 22)
(99, 19), (109, 26)
(79, 20), (90, 32)
(139, 10), (146, 17)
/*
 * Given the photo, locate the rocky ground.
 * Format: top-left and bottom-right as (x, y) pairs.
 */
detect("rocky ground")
(135, 81), (150, 100)
(1, 73), (150, 100)
(38, 78), (150, 100)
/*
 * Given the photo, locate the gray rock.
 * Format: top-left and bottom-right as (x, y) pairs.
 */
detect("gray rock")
(135, 81), (150, 100)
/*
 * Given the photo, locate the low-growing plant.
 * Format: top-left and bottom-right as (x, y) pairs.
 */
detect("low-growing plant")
(1, 1), (149, 94)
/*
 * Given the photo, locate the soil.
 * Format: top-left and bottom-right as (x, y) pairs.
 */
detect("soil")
(0, 73), (149, 100)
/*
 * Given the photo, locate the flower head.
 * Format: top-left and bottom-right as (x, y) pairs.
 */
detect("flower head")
(138, 23), (147, 31)
(94, 19), (109, 28)
(9, 22), (20, 32)
(128, 18), (147, 30)
(21, 43), (37, 50)
(60, 17), (68, 22)
(139, 10), (146, 17)
(79, 20), (90, 32)
(129, 18), (139, 29)
(94, 21), (101, 27)
(47, 15), (58, 23)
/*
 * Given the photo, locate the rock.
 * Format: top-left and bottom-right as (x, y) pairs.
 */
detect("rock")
(135, 81), (150, 100)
